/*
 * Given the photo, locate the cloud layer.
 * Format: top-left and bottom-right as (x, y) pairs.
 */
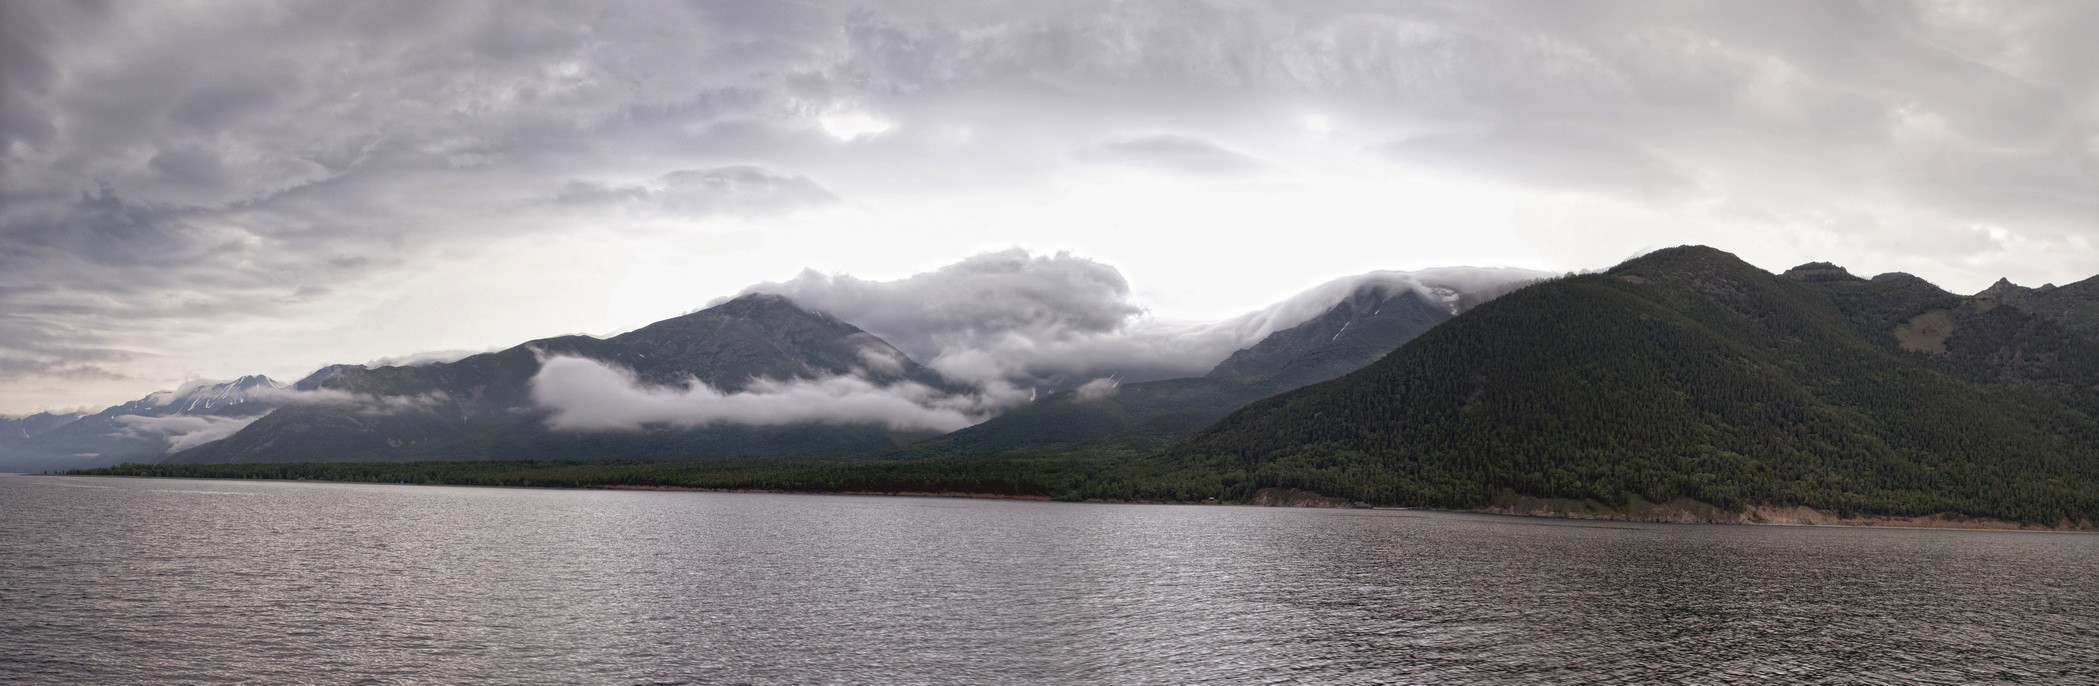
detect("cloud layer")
(10, 1), (2099, 412)
(115, 414), (265, 454)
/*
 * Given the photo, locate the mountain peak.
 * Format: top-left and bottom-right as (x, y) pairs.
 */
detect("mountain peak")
(295, 364), (366, 390)
(1610, 245), (1758, 279)
(720, 291), (803, 311)
(1783, 262), (1863, 283)
(157, 376), (285, 412)
(1206, 285), (1449, 383)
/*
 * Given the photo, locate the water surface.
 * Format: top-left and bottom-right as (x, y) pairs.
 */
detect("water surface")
(2, 475), (2094, 684)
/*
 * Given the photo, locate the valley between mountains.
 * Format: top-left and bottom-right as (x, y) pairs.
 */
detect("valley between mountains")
(41, 246), (2099, 529)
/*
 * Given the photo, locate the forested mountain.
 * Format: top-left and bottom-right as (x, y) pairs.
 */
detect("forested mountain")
(1167, 246), (2099, 525)
(896, 270), (1541, 458)
(172, 294), (957, 464)
(0, 376), (286, 472)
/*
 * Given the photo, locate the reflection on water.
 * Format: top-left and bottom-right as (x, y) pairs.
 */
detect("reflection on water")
(2, 475), (2094, 684)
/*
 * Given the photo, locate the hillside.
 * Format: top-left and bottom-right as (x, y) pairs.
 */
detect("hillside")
(1166, 246), (2099, 525)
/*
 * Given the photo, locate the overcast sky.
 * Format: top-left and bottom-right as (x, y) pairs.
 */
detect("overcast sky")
(6, 0), (2099, 414)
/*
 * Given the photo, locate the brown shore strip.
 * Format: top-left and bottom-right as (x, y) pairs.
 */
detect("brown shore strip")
(604, 484), (1056, 501)
(604, 483), (2096, 532)
(1477, 502), (2097, 533)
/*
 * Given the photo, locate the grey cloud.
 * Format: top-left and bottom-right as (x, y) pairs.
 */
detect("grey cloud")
(553, 165), (836, 216)
(737, 248), (1157, 389)
(740, 248), (1142, 361)
(1380, 124), (1694, 202)
(11, 0), (2099, 410)
(0, 355), (132, 383)
(1084, 134), (1268, 176)
(832, 1), (2099, 249)
(0, 1), (857, 404)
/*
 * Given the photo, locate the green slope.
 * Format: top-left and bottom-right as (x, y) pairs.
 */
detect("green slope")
(1165, 246), (2099, 525)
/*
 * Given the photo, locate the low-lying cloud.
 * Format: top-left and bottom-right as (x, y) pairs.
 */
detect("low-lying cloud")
(266, 387), (451, 416)
(531, 355), (981, 433)
(115, 414), (265, 453)
(1072, 377), (1120, 401)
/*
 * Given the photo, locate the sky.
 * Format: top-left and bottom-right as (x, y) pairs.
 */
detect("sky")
(5, 0), (2099, 414)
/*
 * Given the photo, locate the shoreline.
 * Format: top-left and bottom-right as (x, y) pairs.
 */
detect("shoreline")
(1475, 501), (2097, 533)
(34, 472), (2096, 533)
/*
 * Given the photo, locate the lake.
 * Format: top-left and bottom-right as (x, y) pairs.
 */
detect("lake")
(2, 475), (2094, 684)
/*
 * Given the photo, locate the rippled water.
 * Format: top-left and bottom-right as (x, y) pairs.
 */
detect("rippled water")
(2, 475), (2095, 684)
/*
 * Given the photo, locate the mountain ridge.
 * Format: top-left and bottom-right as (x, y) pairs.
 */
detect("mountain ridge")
(1163, 246), (2099, 525)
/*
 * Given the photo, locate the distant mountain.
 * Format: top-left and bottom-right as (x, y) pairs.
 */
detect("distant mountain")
(897, 269), (1544, 458)
(1167, 246), (2099, 525)
(1978, 275), (2099, 341)
(1, 411), (85, 442)
(1, 376), (286, 472)
(173, 294), (960, 464)
(0, 411), (87, 471)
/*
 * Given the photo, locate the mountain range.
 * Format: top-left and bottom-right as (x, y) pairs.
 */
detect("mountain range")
(29, 246), (2099, 528)
(11, 267), (1526, 468)
(0, 376), (286, 472)
(171, 293), (961, 464)
(164, 272), (1538, 465)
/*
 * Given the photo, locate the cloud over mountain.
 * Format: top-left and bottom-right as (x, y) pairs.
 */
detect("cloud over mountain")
(739, 249), (1549, 395)
(114, 414), (264, 454)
